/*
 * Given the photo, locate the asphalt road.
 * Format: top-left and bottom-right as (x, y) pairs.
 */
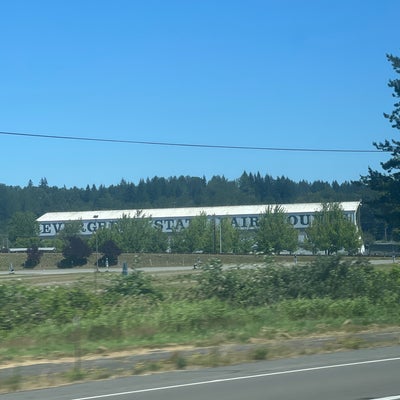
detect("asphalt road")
(0, 266), (195, 275)
(1, 346), (400, 400)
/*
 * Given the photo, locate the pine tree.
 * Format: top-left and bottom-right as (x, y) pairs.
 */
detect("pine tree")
(363, 54), (400, 240)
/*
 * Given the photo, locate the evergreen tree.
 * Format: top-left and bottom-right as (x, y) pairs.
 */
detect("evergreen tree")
(363, 54), (400, 240)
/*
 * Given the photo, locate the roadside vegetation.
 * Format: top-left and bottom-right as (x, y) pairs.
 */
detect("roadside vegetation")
(0, 256), (399, 366)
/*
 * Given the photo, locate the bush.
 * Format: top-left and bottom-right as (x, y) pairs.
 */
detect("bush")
(277, 297), (374, 320)
(24, 246), (43, 268)
(169, 352), (187, 369)
(62, 236), (91, 267)
(104, 270), (162, 300)
(0, 283), (102, 331)
(251, 346), (269, 360)
(194, 256), (393, 306)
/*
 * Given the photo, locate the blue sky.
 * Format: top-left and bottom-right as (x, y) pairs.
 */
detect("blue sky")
(1, 0), (399, 188)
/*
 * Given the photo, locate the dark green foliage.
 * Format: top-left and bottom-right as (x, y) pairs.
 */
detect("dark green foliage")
(104, 270), (162, 300)
(0, 284), (101, 330)
(61, 236), (92, 267)
(362, 54), (400, 240)
(0, 284), (43, 330)
(99, 239), (121, 266)
(24, 245), (42, 268)
(40, 286), (102, 324)
(194, 258), (228, 298)
(7, 211), (39, 243)
(287, 256), (375, 300)
(194, 257), (399, 306)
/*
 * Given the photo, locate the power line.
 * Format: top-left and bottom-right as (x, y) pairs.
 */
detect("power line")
(0, 130), (383, 153)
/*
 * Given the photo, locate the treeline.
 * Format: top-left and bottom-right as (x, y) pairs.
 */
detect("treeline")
(0, 172), (384, 239)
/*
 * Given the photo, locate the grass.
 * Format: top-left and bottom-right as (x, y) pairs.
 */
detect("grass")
(0, 296), (397, 366)
(0, 369), (22, 392)
(0, 252), (268, 271)
(0, 328), (398, 394)
(0, 257), (400, 394)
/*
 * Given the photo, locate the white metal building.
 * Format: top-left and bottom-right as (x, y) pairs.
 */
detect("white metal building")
(37, 201), (361, 242)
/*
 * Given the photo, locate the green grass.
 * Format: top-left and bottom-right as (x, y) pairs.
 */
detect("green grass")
(0, 295), (398, 365)
(1, 259), (400, 387)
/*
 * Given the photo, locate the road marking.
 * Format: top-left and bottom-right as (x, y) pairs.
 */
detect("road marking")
(70, 356), (400, 400)
(372, 397), (400, 400)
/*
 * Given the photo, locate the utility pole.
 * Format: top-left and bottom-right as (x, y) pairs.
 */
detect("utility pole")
(93, 215), (99, 291)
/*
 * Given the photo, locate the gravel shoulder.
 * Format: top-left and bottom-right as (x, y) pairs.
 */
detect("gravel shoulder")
(1, 328), (399, 381)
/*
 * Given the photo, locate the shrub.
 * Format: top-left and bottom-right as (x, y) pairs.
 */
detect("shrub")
(277, 297), (374, 320)
(193, 256), (395, 307)
(24, 246), (43, 268)
(104, 270), (162, 300)
(251, 346), (269, 360)
(169, 352), (187, 369)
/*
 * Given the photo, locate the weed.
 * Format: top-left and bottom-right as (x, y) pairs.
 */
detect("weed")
(251, 346), (269, 360)
(92, 369), (113, 380)
(338, 337), (365, 350)
(208, 348), (222, 367)
(133, 362), (146, 375)
(65, 367), (86, 382)
(169, 351), (187, 369)
(0, 369), (22, 392)
(148, 362), (162, 371)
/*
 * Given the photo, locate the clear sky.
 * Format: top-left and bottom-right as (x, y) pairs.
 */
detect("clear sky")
(1, 0), (399, 188)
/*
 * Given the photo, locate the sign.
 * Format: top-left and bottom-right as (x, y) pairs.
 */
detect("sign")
(38, 211), (356, 237)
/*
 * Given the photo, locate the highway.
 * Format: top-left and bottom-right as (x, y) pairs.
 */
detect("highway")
(1, 346), (400, 399)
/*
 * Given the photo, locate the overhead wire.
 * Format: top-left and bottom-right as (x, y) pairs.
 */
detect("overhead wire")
(0, 130), (383, 153)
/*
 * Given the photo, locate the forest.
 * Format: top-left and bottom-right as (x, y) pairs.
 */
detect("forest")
(0, 171), (388, 244)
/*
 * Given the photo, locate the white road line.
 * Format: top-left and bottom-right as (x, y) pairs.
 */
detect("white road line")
(372, 397), (400, 400)
(71, 356), (400, 400)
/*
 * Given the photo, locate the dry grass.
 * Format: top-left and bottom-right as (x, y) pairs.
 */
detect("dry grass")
(1, 330), (399, 395)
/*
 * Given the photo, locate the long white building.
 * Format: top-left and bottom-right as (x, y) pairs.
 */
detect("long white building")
(37, 201), (361, 242)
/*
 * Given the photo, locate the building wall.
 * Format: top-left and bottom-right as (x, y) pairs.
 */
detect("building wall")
(37, 202), (360, 238)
